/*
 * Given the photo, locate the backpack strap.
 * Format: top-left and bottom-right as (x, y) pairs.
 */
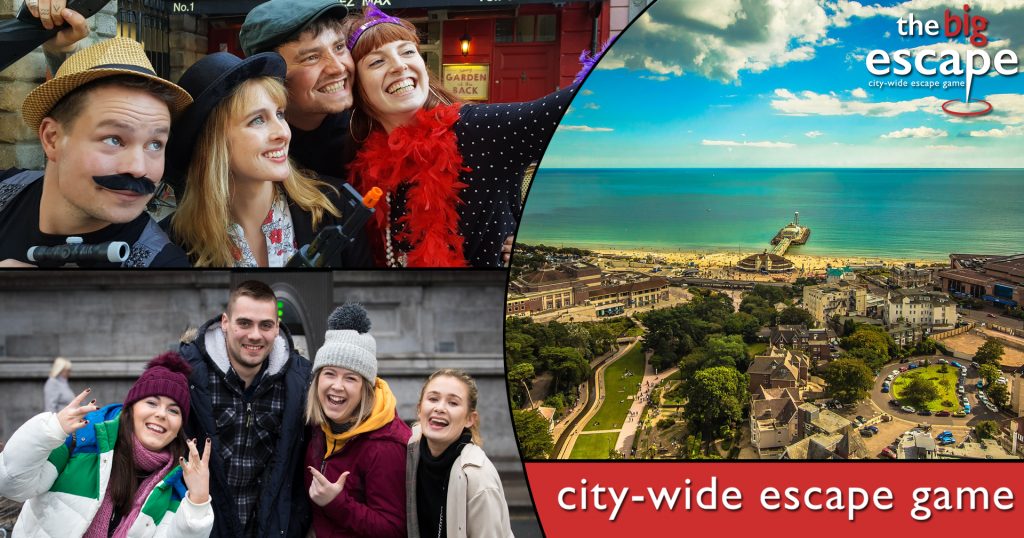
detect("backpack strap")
(122, 218), (173, 268)
(0, 170), (44, 214)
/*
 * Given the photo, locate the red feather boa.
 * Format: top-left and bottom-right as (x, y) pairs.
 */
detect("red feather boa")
(349, 104), (471, 267)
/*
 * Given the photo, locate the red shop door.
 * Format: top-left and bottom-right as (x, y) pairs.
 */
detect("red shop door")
(491, 43), (559, 102)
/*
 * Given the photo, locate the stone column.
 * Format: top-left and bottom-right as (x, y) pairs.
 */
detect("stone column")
(168, 13), (206, 82)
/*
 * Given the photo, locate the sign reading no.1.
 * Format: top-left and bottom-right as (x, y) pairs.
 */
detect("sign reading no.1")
(442, 64), (489, 101)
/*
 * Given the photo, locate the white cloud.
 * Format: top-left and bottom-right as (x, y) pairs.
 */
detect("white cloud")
(967, 124), (1024, 136)
(583, 103), (600, 110)
(600, 0), (836, 82)
(851, 87), (868, 98)
(557, 125), (614, 132)
(640, 75), (670, 81)
(881, 126), (949, 138)
(805, 130), (824, 138)
(702, 139), (796, 148)
(771, 88), (945, 116)
(581, 89), (594, 96)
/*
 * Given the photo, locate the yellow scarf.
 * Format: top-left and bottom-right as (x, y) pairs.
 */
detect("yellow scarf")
(320, 377), (398, 459)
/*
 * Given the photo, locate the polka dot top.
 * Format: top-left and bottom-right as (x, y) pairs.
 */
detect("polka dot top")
(454, 84), (578, 267)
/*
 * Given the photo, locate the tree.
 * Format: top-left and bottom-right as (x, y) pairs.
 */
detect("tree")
(822, 359), (874, 404)
(986, 382), (1009, 408)
(778, 306), (814, 326)
(542, 347), (588, 395)
(979, 363), (1001, 387)
(842, 325), (895, 359)
(901, 377), (939, 408)
(723, 311), (761, 342)
(974, 338), (1005, 366)
(701, 334), (748, 371)
(507, 363), (536, 408)
(842, 318), (858, 337)
(513, 409), (553, 459)
(844, 346), (888, 371)
(974, 420), (999, 440)
(682, 367), (748, 450)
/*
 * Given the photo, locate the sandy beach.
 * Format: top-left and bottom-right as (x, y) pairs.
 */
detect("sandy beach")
(582, 246), (947, 275)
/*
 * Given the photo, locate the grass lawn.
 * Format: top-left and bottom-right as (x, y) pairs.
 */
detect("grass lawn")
(891, 364), (961, 411)
(583, 345), (645, 431)
(570, 432), (620, 459)
(747, 342), (769, 357)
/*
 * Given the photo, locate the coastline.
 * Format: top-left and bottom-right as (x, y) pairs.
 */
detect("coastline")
(571, 246), (948, 272)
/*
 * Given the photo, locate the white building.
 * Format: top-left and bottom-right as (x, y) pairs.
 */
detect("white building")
(884, 288), (956, 329)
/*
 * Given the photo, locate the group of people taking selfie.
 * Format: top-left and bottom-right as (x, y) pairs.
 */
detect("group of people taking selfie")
(0, 280), (514, 537)
(0, 0), (590, 268)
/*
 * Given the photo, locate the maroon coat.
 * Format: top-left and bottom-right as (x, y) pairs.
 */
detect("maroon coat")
(304, 414), (412, 537)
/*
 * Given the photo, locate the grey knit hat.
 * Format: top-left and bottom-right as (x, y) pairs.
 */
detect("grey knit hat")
(314, 304), (377, 383)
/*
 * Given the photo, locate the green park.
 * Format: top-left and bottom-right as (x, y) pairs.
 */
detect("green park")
(582, 345), (645, 432)
(891, 364), (960, 412)
(569, 432), (619, 459)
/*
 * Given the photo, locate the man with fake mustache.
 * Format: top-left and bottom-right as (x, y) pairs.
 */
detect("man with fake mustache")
(0, 36), (192, 267)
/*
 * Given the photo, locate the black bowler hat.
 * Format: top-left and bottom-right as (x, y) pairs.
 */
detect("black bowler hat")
(164, 52), (286, 198)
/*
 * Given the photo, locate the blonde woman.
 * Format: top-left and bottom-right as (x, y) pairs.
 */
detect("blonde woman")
(164, 52), (371, 267)
(304, 304), (411, 537)
(44, 356), (75, 413)
(406, 369), (513, 537)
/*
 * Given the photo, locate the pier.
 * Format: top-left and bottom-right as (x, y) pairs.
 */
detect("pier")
(770, 210), (810, 256)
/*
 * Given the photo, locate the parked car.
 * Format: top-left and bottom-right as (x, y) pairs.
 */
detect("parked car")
(881, 386), (889, 393)
(859, 429), (874, 437)
(856, 415), (866, 424)
(908, 364), (918, 370)
(918, 409), (932, 416)
(866, 425), (879, 433)
(964, 404), (972, 413)
(985, 403), (998, 412)
(938, 358), (948, 364)
(938, 437), (956, 446)
(977, 380), (985, 389)
(891, 369), (900, 376)
(971, 361), (979, 369)
(901, 405), (915, 413)
(900, 366), (909, 372)
(957, 386), (964, 394)
(953, 411), (967, 417)
(889, 399), (900, 407)
(881, 447), (897, 459)
(935, 410), (951, 417)
(951, 361), (961, 368)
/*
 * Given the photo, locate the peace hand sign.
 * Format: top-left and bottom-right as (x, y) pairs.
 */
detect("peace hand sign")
(181, 438), (211, 504)
(308, 466), (349, 507)
(55, 388), (98, 435)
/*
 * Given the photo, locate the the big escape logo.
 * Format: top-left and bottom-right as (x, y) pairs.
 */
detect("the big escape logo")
(865, 4), (1017, 116)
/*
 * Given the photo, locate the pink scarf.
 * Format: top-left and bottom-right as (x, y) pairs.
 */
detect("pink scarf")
(83, 436), (174, 538)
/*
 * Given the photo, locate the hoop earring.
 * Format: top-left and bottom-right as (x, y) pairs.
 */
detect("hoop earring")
(349, 106), (373, 144)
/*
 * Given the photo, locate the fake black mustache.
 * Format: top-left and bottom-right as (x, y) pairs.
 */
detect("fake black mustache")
(92, 174), (157, 195)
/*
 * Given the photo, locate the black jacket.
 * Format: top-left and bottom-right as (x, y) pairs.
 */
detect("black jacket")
(181, 317), (313, 538)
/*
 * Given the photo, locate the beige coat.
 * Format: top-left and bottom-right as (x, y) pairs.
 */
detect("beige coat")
(406, 426), (514, 538)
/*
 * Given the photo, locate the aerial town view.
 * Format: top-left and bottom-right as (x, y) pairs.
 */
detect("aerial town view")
(506, 0), (1024, 461)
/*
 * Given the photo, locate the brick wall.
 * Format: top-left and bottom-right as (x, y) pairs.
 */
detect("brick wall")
(169, 13), (206, 82)
(0, 0), (119, 170)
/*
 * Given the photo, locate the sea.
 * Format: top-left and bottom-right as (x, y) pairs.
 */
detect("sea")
(516, 168), (1024, 261)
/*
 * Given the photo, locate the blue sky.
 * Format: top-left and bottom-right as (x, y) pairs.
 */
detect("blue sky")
(544, 0), (1024, 167)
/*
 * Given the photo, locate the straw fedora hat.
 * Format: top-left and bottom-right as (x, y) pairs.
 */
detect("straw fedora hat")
(21, 37), (192, 131)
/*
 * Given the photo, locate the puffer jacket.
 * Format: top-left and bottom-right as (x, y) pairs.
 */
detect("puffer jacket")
(304, 383), (411, 538)
(405, 425), (513, 538)
(0, 405), (214, 538)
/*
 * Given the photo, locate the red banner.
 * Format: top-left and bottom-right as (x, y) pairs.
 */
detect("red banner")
(526, 462), (1023, 533)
